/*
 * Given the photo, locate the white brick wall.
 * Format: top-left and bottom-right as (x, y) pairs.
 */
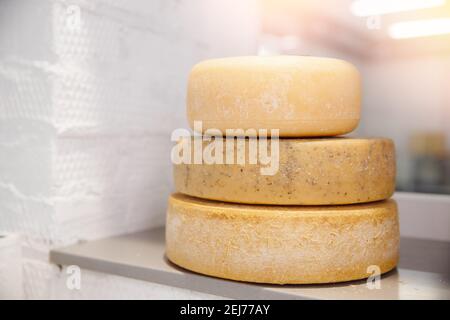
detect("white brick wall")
(0, 0), (258, 298)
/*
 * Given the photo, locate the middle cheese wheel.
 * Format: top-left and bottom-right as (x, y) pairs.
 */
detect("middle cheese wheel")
(174, 137), (396, 205)
(187, 56), (361, 137)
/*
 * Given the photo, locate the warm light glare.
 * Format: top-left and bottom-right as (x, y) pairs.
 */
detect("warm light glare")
(389, 18), (450, 38)
(351, 0), (446, 17)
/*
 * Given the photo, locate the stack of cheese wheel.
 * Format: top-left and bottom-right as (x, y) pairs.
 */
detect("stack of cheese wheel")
(166, 56), (399, 284)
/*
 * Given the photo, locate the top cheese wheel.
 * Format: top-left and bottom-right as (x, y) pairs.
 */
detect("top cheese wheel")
(187, 56), (361, 137)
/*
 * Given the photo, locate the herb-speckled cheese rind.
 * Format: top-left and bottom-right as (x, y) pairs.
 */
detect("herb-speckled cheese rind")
(166, 194), (399, 284)
(174, 138), (395, 205)
(187, 56), (361, 137)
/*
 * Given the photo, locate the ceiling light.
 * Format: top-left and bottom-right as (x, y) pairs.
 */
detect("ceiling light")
(389, 18), (450, 38)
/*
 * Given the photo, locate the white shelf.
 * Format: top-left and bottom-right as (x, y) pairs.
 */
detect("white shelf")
(50, 227), (450, 300)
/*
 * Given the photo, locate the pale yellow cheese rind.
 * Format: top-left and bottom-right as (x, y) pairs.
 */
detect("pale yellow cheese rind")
(166, 194), (399, 284)
(174, 138), (396, 205)
(187, 56), (361, 137)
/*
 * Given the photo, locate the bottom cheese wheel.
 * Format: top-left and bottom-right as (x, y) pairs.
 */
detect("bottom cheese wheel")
(166, 194), (399, 284)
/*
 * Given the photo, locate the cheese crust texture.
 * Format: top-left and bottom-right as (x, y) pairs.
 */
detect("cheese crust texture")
(166, 194), (399, 284)
(187, 56), (361, 137)
(174, 138), (396, 205)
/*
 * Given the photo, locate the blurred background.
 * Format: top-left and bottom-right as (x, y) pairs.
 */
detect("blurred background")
(0, 0), (449, 299)
(259, 0), (450, 194)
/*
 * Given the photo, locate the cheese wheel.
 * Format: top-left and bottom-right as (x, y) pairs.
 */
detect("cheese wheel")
(166, 194), (399, 284)
(174, 137), (396, 205)
(187, 56), (361, 137)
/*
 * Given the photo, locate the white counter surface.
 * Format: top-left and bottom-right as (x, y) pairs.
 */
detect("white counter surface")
(50, 227), (449, 300)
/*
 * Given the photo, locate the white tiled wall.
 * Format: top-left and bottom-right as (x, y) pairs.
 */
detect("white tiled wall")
(0, 0), (258, 298)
